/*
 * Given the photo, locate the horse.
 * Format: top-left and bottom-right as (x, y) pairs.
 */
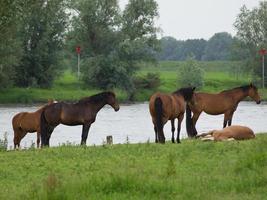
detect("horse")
(149, 87), (195, 144)
(186, 83), (261, 136)
(40, 91), (120, 147)
(196, 125), (255, 141)
(12, 99), (56, 149)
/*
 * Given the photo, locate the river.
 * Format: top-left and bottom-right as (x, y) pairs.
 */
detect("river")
(0, 101), (266, 149)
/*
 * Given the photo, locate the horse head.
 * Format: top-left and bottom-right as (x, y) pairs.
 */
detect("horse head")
(106, 92), (120, 111)
(248, 83), (261, 104)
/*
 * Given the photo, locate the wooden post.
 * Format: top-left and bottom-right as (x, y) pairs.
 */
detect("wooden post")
(106, 135), (113, 145)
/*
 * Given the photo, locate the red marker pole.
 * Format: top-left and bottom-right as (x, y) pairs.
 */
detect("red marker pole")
(259, 48), (266, 89)
(76, 46), (81, 80)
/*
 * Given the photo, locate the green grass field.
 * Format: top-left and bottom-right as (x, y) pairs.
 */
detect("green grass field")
(0, 134), (267, 199)
(0, 61), (266, 103)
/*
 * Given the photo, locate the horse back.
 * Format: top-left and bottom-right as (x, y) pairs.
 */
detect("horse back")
(149, 93), (180, 120)
(194, 92), (235, 115)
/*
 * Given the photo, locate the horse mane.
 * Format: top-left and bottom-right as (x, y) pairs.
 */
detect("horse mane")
(221, 84), (257, 93)
(173, 87), (194, 101)
(78, 91), (115, 104)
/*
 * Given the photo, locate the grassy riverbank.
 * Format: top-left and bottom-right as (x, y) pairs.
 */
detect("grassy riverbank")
(0, 134), (267, 199)
(0, 61), (266, 103)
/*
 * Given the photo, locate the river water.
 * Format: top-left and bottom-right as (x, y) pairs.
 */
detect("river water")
(0, 102), (266, 149)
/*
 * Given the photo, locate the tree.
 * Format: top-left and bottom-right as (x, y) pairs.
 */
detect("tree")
(0, 0), (22, 88)
(14, 0), (69, 88)
(234, 1), (267, 85)
(72, 0), (159, 96)
(178, 57), (204, 89)
(202, 32), (233, 61)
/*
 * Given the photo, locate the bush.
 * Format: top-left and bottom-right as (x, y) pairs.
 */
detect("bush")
(81, 55), (134, 90)
(0, 132), (8, 151)
(134, 73), (161, 89)
(178, 57), (204, 88)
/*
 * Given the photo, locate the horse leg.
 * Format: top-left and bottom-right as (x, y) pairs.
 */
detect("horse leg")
(154, 125), (158, 143)
(81, 124), (91, 145)
(171, 119), (175, 143)
(228, 111), (235, 126)
(176, 114), (184, 143)
(37, 132), (40, 148)
(192, 112), (201, 136)
(223, 111), (232, 128)
(14, 130), (27, 149)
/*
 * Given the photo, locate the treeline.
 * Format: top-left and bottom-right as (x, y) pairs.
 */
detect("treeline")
(0, 0), (266, 94)
(157, 32), (242, 61)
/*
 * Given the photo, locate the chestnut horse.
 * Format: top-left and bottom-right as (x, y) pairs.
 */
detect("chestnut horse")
(149, 87), (195, 144)
(12, 99), (56, 149)
(186, 83), (261, 136)
(196, 125), (255, 141)
(40, 91), (120, 147)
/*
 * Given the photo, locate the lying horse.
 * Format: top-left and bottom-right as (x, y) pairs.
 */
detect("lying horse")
(186, 83), (261, 136)
(40, 91), (120, 147)
(196, 125), (255, 141)
(12, 99), (56, 149)
(149, 87), (195, 144)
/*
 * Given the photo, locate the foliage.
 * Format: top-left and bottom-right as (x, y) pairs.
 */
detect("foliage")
(234, 1), (267, 84)
(14, 0), (69, 88)
(134, 72), (160, 89)
(202, 32), (233, 61)
(0, 0), (22, 88)
(158, 36), (207, 61)
(0, 135), (267, 199)
(178, 57), (204, 88)
(70, 0), (159, 96)
(0, 132), (8, 151)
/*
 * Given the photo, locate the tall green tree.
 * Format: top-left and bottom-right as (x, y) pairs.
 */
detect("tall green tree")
(72, 0), (159, 96)
(234, 1), (267, 84)
(202, 32), (233, 61)
(0, 0), (22, 88)
(15, 0), (69, 87)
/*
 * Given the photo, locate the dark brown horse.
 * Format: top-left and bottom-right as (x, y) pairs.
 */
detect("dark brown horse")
(12, 100), (56, 149)
(149, 87), (195, 144)
(40, 92), (120, 147)
(186, 83), (261, 136)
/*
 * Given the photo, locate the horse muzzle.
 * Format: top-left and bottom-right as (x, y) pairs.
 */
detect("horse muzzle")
(114, 105), (120, 111)
(256, 100), (261, 104)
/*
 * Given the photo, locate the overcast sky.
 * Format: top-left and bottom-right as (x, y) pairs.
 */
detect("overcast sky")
(119, 0), (262, 40)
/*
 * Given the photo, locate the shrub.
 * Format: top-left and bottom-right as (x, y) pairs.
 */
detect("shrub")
(178, 57), (204, 88)
(0, 132), (8, 151)
(134, 73), (161, 89)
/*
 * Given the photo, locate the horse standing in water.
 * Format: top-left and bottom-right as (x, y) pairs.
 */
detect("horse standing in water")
(149, 87), (195, 144)
(12, 99), (56, 149)
(186, 83), (261, 136)
(40, 92), (120, 147)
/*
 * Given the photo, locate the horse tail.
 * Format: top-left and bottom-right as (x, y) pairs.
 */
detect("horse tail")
(154, 97), (165, 143)
(40, 110), (48, 147)
(186, 104), (195, 137)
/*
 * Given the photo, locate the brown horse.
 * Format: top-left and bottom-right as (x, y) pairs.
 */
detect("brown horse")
(149, 87), (195, 144)
(12, 99), (56, 149)
(186, 83), (261, 136)
(196, 125), (255, 141)
(40, 91), (120, 147)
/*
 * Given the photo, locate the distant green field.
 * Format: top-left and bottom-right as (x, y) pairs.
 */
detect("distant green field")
(0, 61), (266, 103)
(0, 134), (267, 199)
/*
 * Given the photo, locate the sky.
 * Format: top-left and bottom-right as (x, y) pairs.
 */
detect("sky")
(119, 0), (262, 40)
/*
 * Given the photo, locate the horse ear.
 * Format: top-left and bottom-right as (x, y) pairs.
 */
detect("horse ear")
(249, 82), (253, 87)
(192, 87), (196, 91)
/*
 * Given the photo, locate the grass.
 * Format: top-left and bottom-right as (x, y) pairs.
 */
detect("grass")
(0, 134), (267, 199)
(0, 61), (266, 103)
